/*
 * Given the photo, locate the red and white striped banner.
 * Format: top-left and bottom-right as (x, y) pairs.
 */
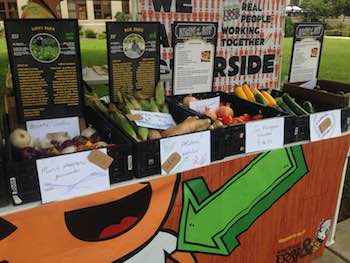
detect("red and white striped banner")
(139, 0), (285, 93)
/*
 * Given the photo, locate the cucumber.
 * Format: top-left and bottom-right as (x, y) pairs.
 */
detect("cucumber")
(302, 101), (315, 114)
(282, 93), (309, 116)
(254, 92), (266, 105)
(276, 97), (296, 115)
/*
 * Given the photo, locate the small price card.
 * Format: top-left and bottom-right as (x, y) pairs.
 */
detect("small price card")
(130, 110), (176, 130)
(245, 117), (285, 153)
(26, 117), (80, 140)
(160, 131), (211, 175)
(309, 110), (341, 142)
(189, 96), (220, 113)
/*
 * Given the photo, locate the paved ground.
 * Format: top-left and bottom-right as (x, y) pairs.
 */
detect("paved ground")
(313, 219), (350, 263)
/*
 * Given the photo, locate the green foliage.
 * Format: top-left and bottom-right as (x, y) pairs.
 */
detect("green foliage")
(285, 17), (295, 37)
(335, 21), (348, 30)
(85, 29), (97, 39)
(97, 32), (106, 40)
(301, 0), (332, 21)
(114, 11), (130, 22)
(325, 29), (343, 36)
(78, 25), (84, 36)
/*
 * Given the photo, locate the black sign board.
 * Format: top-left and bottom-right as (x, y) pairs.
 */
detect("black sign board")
(288, 23), (325, 83)
(172, 22), (218, 95)
(5, 19), (83, 123)
(106, 22), (160, 102)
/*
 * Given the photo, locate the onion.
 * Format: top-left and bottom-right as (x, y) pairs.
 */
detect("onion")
(61, 146), (77, 154)
(81, 127), (97, 139)
(94, 141), (108, 148)
(216, 105), (234, 119)
(183, 94), (198, 108)
(47, 132), (70, 144)
(10, 128), (32, 149)
(37, 137), (52, 150)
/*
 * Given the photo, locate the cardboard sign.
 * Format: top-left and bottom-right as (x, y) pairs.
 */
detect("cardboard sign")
(189, 96), (220, 113)
(309, 110), (341, 142)
(289, 23), (325, 83)
(160, 131), (211, 175)
(4, 19), (83, 122)
(172, 22), (218, 95)
(245, 117), (285, 153)
(130, 110), (176, 130)
(106, 22), (160, 101)
(88, 149), (114, 170)
(26, 116), (80, 141)
(36, 149), (110, 204)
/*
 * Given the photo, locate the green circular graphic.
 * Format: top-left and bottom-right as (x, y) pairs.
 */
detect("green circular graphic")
(30, 33), (60, 63)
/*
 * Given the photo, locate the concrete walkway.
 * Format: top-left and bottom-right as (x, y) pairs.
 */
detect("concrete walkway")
(313, 219), (350, 263)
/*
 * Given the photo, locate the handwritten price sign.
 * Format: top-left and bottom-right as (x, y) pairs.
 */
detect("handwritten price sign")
(160, 131), (211, 175)
(245, 117), (285, 153)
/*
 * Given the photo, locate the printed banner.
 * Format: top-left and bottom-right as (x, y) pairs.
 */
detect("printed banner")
(1, 136), (350, 262)
(139, 0), (285, 93)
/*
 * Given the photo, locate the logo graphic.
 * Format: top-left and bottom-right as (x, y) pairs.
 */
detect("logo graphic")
(223, 2), (241, 22)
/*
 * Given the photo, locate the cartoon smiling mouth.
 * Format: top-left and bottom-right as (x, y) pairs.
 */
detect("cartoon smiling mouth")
(65, 183), (152, 242)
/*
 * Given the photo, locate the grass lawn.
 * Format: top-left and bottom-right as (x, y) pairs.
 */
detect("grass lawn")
(0, 37), (349, 101)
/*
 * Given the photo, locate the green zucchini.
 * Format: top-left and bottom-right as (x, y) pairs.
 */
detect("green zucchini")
(337, 91), (345, 96)
(276, 97), (296, 115)
(302, 101), (315, 114)
(282, 93), (309, 116)
(254, 92), (266, 105)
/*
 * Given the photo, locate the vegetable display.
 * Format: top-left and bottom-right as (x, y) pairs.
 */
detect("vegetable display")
(9, 127), (110, 160)
(86, 81), (212, 141)
(181, 94), (265, 127)
(233, 83), (320, 116)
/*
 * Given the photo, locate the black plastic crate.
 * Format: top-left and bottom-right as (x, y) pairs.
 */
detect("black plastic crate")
(341, 107), (350, 132)
(0, 130), (10, 207)
(167, 91), (285, 159)
(267, 89), (310, 144)
(86, 101), (198, 178)
(3, 111), (133, 205)
(283, 83), (350, 135)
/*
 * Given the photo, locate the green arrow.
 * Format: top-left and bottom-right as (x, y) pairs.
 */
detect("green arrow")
(177, 145), (308, 255)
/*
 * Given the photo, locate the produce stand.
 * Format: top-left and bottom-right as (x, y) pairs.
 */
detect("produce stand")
(0, 3), (350, 263)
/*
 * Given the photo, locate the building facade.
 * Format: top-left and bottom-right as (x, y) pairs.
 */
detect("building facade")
(1, 0), (131, 31)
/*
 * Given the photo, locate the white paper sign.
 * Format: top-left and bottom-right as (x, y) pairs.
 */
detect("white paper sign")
(300, 79), (317, 89)
(160, 131), (211, 175)
(130, 110), (176, 130)
(189, 96), (220, 113)
(309, 110), (341, 142)
(36, 149), (110, 204)
(245, 117), (285, 153)
(26, 117), (80, 140)
(173, 39), (215, 95)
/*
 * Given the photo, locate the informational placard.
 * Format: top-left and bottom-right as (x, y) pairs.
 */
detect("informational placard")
(245, 117), (285, 153)
(139, 0), (285, 92)
(106, 22), (160, 101)
(289, 23), (325, 83)
(130, 110), (176, 130)
(189, 96), (220, 113)
(160, 131), (211, 175)
(172, 22), (218, 95)
(5, 19), (83, 122)
(36, 149), (110, 204)
(309, 110), (341, 142)
(26, 116), (80, 141)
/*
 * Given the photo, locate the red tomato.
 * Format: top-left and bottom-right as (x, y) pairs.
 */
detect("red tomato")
(252, 114), (264, 120)
(222, 115), (234, 125)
